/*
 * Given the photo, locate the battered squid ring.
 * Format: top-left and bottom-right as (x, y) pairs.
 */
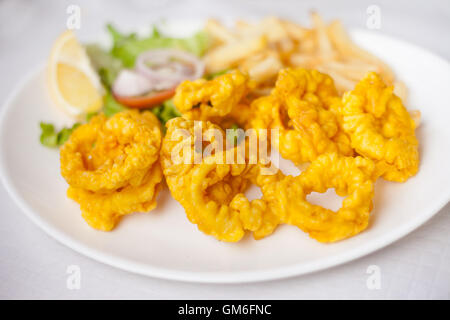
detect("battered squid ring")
(336, 72), (419, 182)
(161, 117), (274, 242)
(60, 110), (162, 192)
(250, 68), (353, 165)
(67, 162), (163, 231)
(255, 153), (376, 243)
(173, 70), (250, 122)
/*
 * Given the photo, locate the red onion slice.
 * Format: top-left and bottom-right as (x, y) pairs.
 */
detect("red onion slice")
(112, 69), (154, 97)
(135, 49), (205, 90)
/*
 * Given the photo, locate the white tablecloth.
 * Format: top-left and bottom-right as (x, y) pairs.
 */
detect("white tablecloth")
(0, 0), (449, 299)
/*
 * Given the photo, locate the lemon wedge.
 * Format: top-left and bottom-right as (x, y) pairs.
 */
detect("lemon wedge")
(47, 31), (104, 119)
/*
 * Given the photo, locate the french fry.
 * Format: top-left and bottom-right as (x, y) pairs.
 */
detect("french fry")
(204, 36), (267, 73)
(240, 50), (272, 70)
(322, 60), (378, 81)
(247, 55), (283, 83)
(328, 20), (395, 84)
(232, 20), (264, 39)
(277, 37), (295, 55)
(233, 17), (288, 44)
(201, 15), (406, 101)
(235, 20), (252, 30)
(205, 19), (236, 44)
(311, 12), (336, 60)
(316, 67), (357, 93)
(281, 19), (310, 41)
(260, 17), (289, 43)
(289, 53), (322, 69)
(297, 31), (317, 54)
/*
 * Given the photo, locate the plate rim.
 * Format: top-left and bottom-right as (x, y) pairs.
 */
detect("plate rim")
(1, 29), (450, 284)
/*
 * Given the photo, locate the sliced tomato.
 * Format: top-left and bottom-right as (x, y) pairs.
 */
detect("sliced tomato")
(114, 88), (176, 109)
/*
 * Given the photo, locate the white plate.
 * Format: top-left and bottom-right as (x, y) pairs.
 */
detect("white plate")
(1, 28), (450, 283)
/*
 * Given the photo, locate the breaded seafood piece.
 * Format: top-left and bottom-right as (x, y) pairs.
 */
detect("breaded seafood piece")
(250, 68), (353, 165)
(161, 117), (275, 242)
(67, 162), (163, 231)
(256, 153), (375, 243)
(337, 72), (419, 182)
(60, 110), (163, 230)
(173, 70), (250, 122)
(61, 111), (162, 192)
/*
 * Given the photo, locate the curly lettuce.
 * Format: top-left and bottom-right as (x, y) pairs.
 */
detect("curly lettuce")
(107, 24), (209, 68)
(85, 44), (122, 89)
(151, 99), (181, 125)
(39, 122), (81, 148)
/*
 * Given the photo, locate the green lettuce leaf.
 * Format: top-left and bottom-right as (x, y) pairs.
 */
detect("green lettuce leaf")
(107, 24), (210, 68)
(103, 91), (126, 117)
(205, 69), (230, 80)
(151, 99), (181, 125)
(85, 44), (123, 89)
(39, 122), (81, 148)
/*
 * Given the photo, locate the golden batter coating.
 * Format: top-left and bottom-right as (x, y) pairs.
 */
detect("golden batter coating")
(250, 68), (353, 165)
(67, 163), (162, 231)
(256, 153), (376, 242)
(60, 111), (162, 192)
(336, 72), (419, 182)
(161, 117), (274, 242)
(60, 110), (163, 230)
(174, 70), (250, 121)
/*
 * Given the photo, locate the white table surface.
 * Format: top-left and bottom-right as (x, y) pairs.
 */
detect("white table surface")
(0, 0), (449, 300)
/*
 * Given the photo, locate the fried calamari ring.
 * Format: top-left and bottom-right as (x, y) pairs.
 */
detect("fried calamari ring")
(336, 72), (419, 182)
(256, 153), (375, 243)
(67, 162), (163, 231)
(173, 70), (250, 122)
(60, 110), (162, 192)
(250, 68), (353, 165)
(273, 67), (338, 108)
(61, 110), (163, 231)
(161, 117), (274, 242)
